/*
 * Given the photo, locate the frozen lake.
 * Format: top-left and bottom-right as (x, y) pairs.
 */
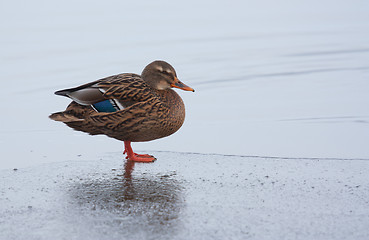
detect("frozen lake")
(1, 0), (369, 239)
(1, 153), (369, 240)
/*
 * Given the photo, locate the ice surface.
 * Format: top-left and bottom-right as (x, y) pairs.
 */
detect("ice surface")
(1, 152), (369, 240)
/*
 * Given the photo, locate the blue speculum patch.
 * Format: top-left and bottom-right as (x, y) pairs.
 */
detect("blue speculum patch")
(93, 100), (117, 112)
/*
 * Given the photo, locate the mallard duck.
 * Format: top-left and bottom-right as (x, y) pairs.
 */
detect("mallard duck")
(49, 60), (194, 162)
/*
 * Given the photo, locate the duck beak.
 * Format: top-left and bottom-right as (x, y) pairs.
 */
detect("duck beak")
(171, 77), (195, 92)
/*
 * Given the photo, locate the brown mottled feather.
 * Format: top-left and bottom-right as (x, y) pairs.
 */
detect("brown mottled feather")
(49, 72), (186, 142)
(89, 90), (185, 141)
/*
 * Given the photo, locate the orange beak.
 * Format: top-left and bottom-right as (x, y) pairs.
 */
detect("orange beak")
(171, 77), (195, 92)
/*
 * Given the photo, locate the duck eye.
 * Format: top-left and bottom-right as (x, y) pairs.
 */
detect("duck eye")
(161, 69), (172, 76)
(156, 66), (174, 77)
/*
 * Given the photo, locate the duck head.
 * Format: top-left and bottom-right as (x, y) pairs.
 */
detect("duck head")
(141, 60), (194, 92)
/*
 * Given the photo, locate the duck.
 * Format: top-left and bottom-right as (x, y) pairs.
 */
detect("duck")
(49, 60), (194, 162)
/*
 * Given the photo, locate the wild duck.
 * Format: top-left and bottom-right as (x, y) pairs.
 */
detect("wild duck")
(49, 60), (194, 162)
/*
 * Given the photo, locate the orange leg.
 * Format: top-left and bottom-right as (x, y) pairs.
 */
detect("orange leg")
(123, 141), (156, 162)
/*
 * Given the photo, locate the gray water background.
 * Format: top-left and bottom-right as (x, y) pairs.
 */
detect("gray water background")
(1, 0), (369, 167)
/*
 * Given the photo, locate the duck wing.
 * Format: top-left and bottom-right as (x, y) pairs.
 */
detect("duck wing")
(50, 73), (165, 140)
(54, 73), (155, 110)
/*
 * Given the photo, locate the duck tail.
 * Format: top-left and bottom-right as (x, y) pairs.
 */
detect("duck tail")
(49, 101), (103, 135)
(49, 101), (90, 122)
(49, 112), (83, 123)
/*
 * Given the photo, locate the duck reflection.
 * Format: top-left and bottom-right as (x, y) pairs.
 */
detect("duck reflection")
(70, 160), (185, 234)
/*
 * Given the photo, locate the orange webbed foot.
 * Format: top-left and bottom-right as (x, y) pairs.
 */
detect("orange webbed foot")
(123, 141), (156, 163)
(126, 154), (156, 162)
